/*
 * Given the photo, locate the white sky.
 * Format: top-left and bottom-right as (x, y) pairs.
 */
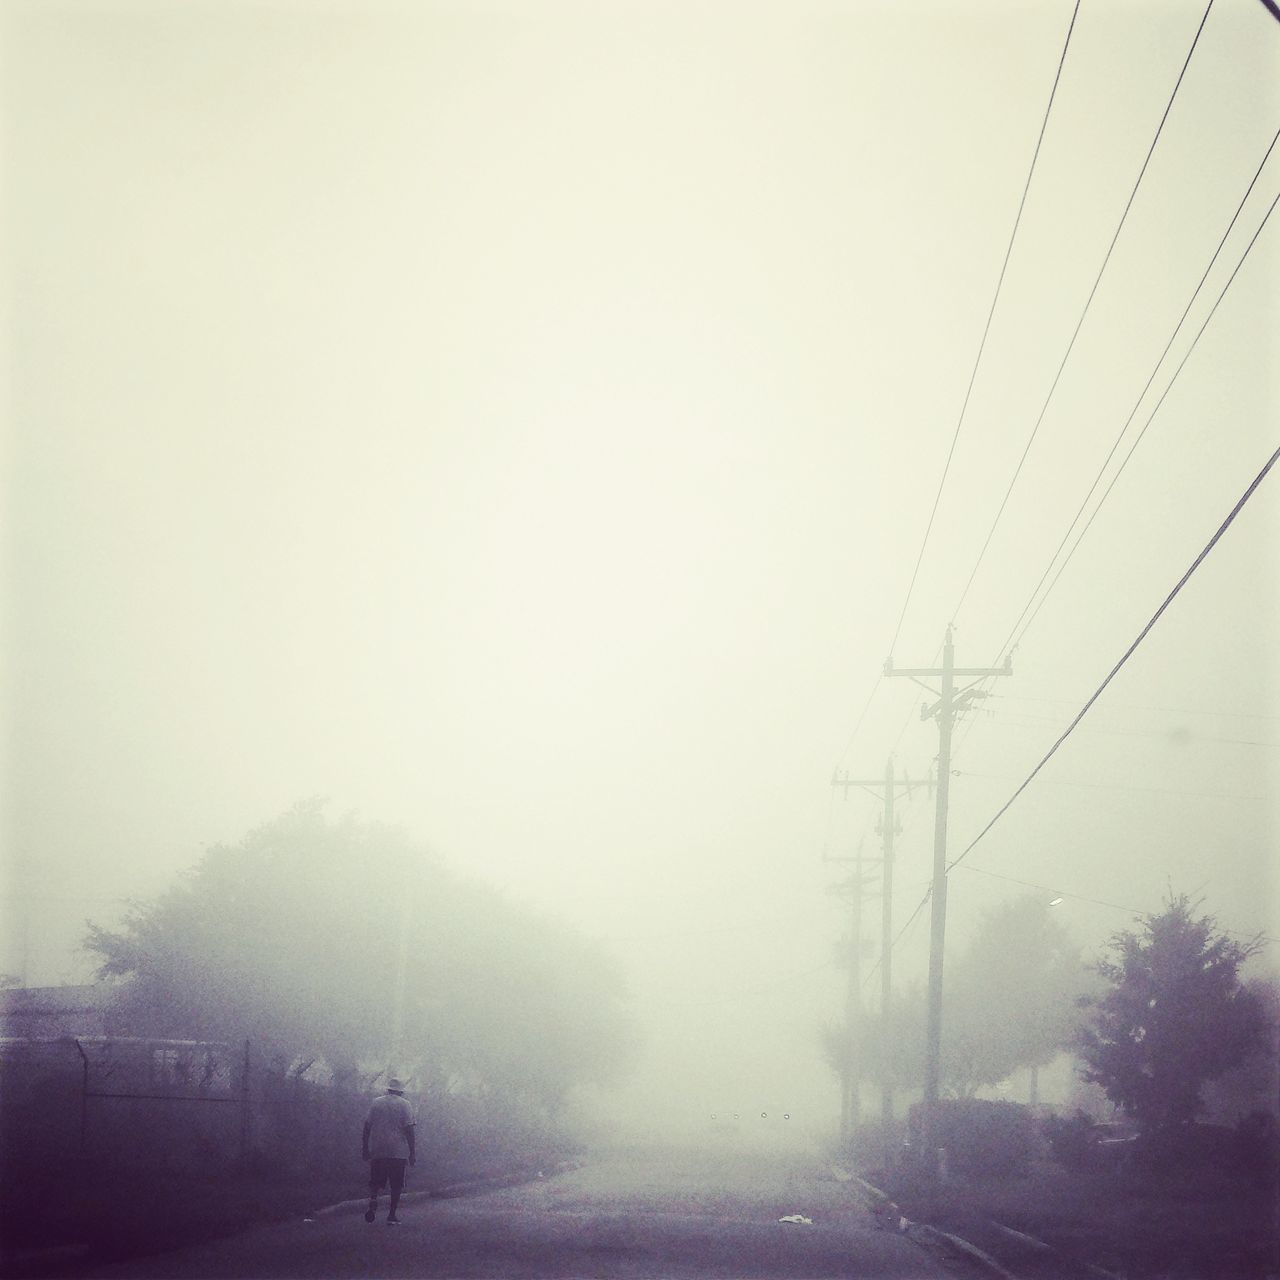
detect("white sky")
(3, 0), (1278, 1122)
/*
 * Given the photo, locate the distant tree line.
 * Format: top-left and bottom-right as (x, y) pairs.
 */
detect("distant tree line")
(824, 896), (1096, 1100)
(825, 891), (1271, 1139)
(86, 801), (639, 1114)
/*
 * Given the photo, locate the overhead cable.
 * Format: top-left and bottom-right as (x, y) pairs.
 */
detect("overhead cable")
(951, 0), (1217, 624)
(862, 885), (932, 989)
(1012, 179), (1280, 650)
(953, 769), (1265, 801)
(884, 0), (1082, 663)
(950, 133), (1280, 767)
(947, 441), (1280, 874)
(955, 864), (1143, 914)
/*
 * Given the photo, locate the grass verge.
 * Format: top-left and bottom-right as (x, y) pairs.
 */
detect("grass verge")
(872, 1157), (1278, 1280)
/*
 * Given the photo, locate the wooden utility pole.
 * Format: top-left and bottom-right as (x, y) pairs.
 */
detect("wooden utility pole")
(831, 761), (930, 1153)
(847, 847), (867, 1135)
(885, 627), (1009, 1172)
(824, 841), (876, 1142)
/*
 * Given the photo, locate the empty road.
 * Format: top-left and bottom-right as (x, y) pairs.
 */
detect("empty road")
(99, 1142), (950, 1278)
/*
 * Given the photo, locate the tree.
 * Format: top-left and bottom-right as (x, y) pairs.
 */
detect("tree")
(85, 802), (638, 1111)
(1201, 975), (1280, 1125)
(1077, 895), (1265, 1134)
(841, 896), (1093, 1098)
(942, 895), (1095, 1096)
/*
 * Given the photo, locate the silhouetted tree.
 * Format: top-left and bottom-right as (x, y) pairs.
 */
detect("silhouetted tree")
(85, 801), (638, 1111)
(839, 896), (1093, 1097)
(943, 895), (1095, 1095)
(1077, 895), (1265, 1135)
(1201, 975), (1280, 1125)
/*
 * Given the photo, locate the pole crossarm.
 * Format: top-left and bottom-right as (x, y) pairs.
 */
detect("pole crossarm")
(831, 774), (932, 797)
(886, 664), (1011, 679)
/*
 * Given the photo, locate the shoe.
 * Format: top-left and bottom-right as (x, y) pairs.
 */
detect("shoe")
(364, 1208), (375, 1223)
(387, 1217), (400, 1225)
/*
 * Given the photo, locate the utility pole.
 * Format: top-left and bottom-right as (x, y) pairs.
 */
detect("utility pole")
(830, 761), (930, 1155)
(885, 627), (1010, 1173)
(848, 845), (866, 1136)
(824, 838), (875, 1142)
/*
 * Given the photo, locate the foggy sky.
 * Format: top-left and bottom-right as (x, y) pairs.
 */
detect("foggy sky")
(3, 0), (1278, 1121)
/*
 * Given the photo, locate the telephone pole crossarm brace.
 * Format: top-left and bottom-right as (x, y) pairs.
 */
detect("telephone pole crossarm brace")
(885, 627), (1010, 1174)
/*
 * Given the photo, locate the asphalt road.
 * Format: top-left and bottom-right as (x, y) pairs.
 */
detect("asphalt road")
(95, 1142), (949, 1278)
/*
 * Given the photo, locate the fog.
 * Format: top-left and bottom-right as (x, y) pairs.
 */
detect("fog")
(3, 0), (1278, 1144)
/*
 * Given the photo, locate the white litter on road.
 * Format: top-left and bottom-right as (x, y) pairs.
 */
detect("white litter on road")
(778, 1215), (814, 1225)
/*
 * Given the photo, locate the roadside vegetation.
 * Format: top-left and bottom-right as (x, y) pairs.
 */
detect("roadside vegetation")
(2, 803), (637, 1275)
(840, 895), (1278, 1279)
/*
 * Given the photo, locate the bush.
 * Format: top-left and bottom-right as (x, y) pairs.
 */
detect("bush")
(1042, 1109), (1119, 1172)
(1044, 1109), (1092, 1171)
(909, 1099), (1039, 1178)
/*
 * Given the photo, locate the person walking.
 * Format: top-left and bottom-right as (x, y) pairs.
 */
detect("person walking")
(362, 1077), (416, 1224)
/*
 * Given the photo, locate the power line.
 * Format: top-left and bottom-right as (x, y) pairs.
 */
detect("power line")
(885, 0), (1082, 661)
(952, 769), (1265, 802)
(955, 864), (1143, 915)
(987, 691), (1280, 721)
(862, 885), (931, 990)
(996, 131), (1279, 662)
(949, 128), (1280, 769)
(954, 865), (1264, 946)
(1013, 186), (1280, 650)
(948, 441), (1280, 874)
(951, 0), (1217, 625)
(979, 712), (1278, 748)
(834, 676), (884, 772)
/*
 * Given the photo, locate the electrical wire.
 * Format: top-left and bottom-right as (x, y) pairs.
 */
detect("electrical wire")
(1013, 187), (1280, 650)
(949, 137), (1280, 768)
(954, 863), (1144, 914)
(978, 712), (1278, 748)
(987, 691), (1280, 721)
(954, 864), (1264, 945)
(948, 441), (1280, 874)
(862, 885), (932, 990)
(952, 768), (1265, 802)
(885, 0), (1082, 662)
(834, 676), (884, 773)
(996, 132), (1280, 663)
(951, 0), (1217, 625)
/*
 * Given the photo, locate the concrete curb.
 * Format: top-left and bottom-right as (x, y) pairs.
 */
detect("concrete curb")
(985, 1220), (1123, 1280)
(834, 1167), (1126, 1280)
(833, 1167), (1018, 1280)
(904, 1222), (1019, 1280)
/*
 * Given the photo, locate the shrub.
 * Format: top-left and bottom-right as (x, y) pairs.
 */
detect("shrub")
(1043, 1109), (1099, 1171)
(909, 1098), (1039, 1177)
